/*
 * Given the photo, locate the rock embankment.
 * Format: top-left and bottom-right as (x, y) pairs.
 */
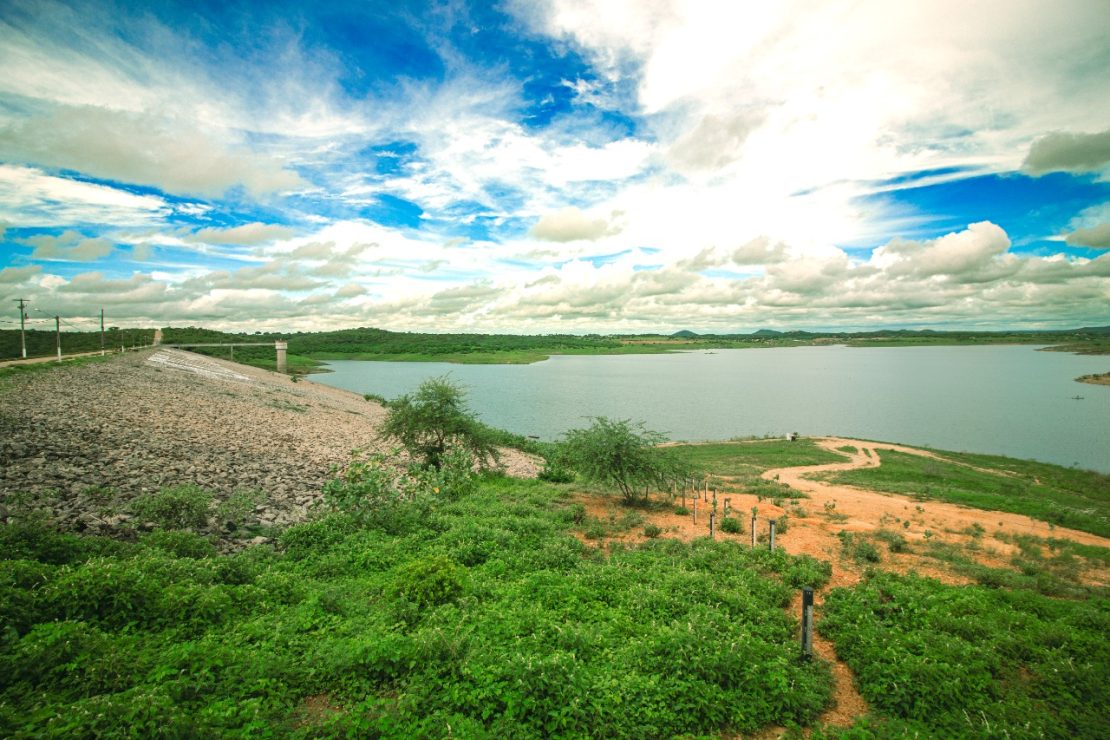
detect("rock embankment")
(0, 349), (539, 548)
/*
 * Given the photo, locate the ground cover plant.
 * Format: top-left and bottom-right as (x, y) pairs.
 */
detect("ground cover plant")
(675, 439), (847, 477)
(818, 448), (1110, 537)
(0, 470), (836, 737)
(821, 571), (1110, 737)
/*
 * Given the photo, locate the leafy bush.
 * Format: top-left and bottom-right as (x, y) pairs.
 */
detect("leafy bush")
(379, 376), (498, 469)
(130, 486), (212, 530)
(674, 505), (690, 516)
(140, 530), (217, 559)
(719, 516), (743, 534)
(538, 458), (575, 483)
(874, 528), (909, 553)
(214, 490), (263, 525)
(643, 523), (662, 538)
(389, 556), (466, 609)
(560, 417), (690, 503)
(854, 541), (881, 563)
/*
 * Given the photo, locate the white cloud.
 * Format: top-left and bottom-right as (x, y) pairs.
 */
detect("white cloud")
(1066, 222), (1110, 249)
(1023, 130), (1110, 175)
(0, 106), (303, 198)
(186, 223), (296, 246)
(531, 207), (620, 242)
(0, 165), (168, 227)
(0, 265), (41, 284)
(23, 230), (114, 261)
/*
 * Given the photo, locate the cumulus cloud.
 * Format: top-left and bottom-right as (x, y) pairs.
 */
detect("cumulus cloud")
(0, 265), (42, 284)
(23, 230), (114, 261)
(334, 282), (365, 298)
(531, 207), (620, 242)
(1065, 222), (1110, 249)
(186, 222), (295, 246)
(1022, 130), (1110, 175)
(871, 222), (1011, 278)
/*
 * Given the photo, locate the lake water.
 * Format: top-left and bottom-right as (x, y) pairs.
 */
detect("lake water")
(311, 346), (1110, 472)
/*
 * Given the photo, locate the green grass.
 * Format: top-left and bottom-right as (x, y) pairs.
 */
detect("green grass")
(673, 439), (848, 477)
(0, 476), (835, 737)
(820, 448), (1110, 538)
(821, 572), (1110, 737)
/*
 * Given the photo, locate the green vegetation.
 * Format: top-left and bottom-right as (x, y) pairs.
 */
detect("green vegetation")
(129, 485), (213, 530)
(676, 439), (846, 477)
(819, 448), (1110, 537)
(561, 418), (690, 502)
(822, 572), (1110, 737)
(379, 376), (499, 470)
(0, 327), (155, 362)
(0, 472), (838, 737)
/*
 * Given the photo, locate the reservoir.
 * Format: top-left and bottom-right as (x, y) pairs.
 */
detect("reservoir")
(311, 345), (1110, 472)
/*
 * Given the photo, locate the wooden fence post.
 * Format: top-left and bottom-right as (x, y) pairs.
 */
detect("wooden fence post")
(801, 587), (814, 660)
(769, 520), (776, 551)
(709, 512), (715, 539)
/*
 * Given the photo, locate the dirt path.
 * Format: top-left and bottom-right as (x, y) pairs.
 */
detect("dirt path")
(763, 437), (1110, 549)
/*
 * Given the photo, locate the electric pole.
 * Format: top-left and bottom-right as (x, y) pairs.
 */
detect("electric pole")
(100, 308), (105, 355)
(14, 298), (29, 358)
(55, 315), (61, 362)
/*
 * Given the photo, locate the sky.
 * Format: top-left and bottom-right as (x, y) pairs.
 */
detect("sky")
(1, 0), (1108, 335)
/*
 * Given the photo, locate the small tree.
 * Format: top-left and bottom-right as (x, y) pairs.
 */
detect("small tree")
(380, 376), (498, 470)
(561, 417), (689, 503)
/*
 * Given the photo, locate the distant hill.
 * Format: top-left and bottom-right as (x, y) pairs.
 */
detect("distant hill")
(1075, 326), (1110, 335)
(671, 330), (700, 338)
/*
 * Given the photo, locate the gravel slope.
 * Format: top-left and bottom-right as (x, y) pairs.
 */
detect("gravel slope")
(0, 349), (539, 548)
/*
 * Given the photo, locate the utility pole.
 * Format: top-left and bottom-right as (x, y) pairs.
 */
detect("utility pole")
(54, 315), (61, 362)
(100, 308), (105, 355)
(14, 298), (28, 358)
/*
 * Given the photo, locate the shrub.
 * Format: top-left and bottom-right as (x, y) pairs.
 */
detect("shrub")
(130, 486), (213, 530)
(875, 529), (909, 554)
(214, 490), (263, 525)
(674, 505), (690, 516)
(854, 541), (882, 563)
(643, 523), (662, 538)
(140, 530), (216, 559)
(538, 459), (575, 483)
(389, 556), (466, 609)
(379, 376), (498, 469)
(719, 516), (743, 534)
(560, 417), (690, 503)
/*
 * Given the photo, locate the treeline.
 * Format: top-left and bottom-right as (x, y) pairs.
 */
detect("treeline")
(0, 328), (155, 361)
(160, 325), (629, 368)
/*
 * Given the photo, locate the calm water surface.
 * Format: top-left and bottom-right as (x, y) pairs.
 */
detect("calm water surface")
(312, 346), (1110, 472)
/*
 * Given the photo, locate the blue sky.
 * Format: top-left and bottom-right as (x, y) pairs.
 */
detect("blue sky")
(1, 0), (1108, 333)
